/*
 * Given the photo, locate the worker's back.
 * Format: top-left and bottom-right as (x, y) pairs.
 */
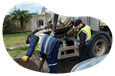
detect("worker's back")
(34, 32), (58, 59)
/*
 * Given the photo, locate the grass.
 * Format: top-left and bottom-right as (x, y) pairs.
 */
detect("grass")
(3, 31), (31, 57)
(7, 47), (28, 58)
(3, 32), (44, 72)
(3, 31), (31, 47)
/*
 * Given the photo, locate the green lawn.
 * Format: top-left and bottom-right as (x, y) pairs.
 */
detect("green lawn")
(7, 47), (28, 58)
(3, 31), (31, 47)
(3, 31), (31, 58)
(3, 31), (44, 72)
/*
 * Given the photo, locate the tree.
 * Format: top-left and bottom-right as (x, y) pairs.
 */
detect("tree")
(10, 9), (32, 33)
(3, 15), (12, 33)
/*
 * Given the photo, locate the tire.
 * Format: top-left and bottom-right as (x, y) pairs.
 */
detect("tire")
(89, 34), (109, 58)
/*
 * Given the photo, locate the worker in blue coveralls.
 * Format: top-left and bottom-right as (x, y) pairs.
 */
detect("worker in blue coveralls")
(22, 30), (59, 73)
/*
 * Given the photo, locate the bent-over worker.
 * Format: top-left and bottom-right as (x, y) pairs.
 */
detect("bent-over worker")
(22, 32), (59, 73)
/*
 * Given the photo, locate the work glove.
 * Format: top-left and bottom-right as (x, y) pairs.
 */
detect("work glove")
(22, 56), (29, 62)
(40, 58), (43, 62)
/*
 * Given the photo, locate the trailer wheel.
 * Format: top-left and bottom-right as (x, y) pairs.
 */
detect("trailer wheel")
(89, 34), (109, 57)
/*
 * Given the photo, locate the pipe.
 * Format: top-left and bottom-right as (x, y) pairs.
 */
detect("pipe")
(52, 14), (58, 32)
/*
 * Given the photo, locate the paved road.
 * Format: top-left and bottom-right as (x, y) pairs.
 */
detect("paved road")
(57, 56), (79, 73)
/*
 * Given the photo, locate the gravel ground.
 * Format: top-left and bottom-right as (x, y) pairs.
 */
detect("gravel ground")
(57, 56), (80, 73)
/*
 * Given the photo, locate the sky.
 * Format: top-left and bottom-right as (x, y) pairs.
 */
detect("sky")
(0, 2), (42, 15)
(0, 2), (115, 17)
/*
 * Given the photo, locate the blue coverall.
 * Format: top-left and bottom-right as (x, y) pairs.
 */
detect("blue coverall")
(26, 36), (59, 73)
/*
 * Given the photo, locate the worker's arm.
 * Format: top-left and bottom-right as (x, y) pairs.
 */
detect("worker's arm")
(79, 31), (86, 52)
(26, 36), (45, 58)
(26, 36), (39, 58)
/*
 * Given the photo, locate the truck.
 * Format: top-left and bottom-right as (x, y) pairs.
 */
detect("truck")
(37, 11), (112, 59)
(14, 7), (112, 73)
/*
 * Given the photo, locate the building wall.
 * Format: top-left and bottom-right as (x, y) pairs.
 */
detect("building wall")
(10, 14), (51, 33)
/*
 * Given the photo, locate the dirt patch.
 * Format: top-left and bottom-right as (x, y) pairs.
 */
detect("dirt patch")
(57, 56), (80, 73)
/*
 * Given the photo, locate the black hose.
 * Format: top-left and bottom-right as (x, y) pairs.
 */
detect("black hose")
(26, 29), (39, 44)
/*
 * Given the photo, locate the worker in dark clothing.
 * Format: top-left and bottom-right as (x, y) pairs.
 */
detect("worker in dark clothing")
(74, 19), (91, 62)
(22, 31), (60, 73)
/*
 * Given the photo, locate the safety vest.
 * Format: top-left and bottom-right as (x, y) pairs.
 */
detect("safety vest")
(34, 33), (52, 53)
(34, 32), (57, 54)
(34, 32), (58, 67)
(34, 33), (45, 51)
(77, 25), (91, 46)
